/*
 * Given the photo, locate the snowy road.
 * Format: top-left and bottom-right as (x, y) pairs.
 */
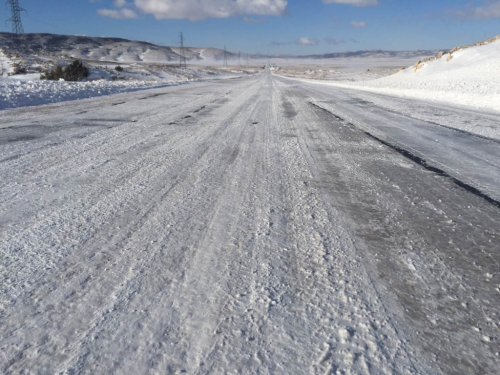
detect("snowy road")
(1, 70), (499, 374)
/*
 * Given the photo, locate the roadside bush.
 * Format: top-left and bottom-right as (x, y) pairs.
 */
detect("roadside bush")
(40, 66), (63, 80)
(12, 64), (27, 75)
(41, 60), (89, 81)
(115, 65), (123, 72)
(64, 60), (89, 81)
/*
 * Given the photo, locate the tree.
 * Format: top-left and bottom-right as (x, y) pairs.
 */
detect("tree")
(41, 60), (89, 81)
(63, 60), (89, 81)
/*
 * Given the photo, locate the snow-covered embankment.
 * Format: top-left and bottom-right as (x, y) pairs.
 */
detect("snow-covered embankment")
(317, 36), (500, 112)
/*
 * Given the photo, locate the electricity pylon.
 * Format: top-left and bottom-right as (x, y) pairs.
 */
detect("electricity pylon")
(179, 32), (187, 69)
(6, 0), (25, 34)
(223, 46), (228, 68)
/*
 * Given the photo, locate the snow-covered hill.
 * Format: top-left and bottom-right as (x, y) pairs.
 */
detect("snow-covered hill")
(311, 36), (500, 112)
(0, 33), (263, 110)
(0, 32), (439, 64)
(0, 33), (234, 63)
(393, 35), (500, 86)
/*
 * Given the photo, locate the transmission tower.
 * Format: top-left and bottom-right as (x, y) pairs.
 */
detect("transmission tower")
(223, 45), (228, 68)
(6, 0), (25, 34)
(179, 32), (187, 69)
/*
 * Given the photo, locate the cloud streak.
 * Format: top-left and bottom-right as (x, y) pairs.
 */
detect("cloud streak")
(322, 0), (378, 7)
(272, 37), (347, 46)
(448, 1), (500, 20)
(324, 37), (346, 45)
(297, 37), (319, 46)
(97, 8), (138, 19)
(350, 20), (367, 27)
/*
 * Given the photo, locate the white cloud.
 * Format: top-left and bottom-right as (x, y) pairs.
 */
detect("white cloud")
(297, 37), (318, 46)
(350, 20), (367, 27)
(133, 0), (288, 21)
(449, 1), (500, 20)
(97, 8), (139, 19)
(322, 0), (377, 7)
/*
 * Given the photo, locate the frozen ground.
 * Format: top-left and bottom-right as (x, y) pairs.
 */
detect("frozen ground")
(1, 68), (499, 374)
(269, 54), (435, 82)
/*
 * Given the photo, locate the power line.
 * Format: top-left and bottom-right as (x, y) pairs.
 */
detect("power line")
(179, 32), (187, 69)
(6, 0), (25, 34)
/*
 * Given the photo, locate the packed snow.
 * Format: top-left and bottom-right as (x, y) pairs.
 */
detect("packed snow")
(2, 30), (500, 373)
(1, 69), (499, 374)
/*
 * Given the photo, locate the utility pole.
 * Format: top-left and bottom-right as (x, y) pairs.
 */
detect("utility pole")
(179, 32), (187, 69)
(6, 0), (25, 34)
(238, 51), (241, 67)
(223, 45), (228, 68)
(246, 54), (249, 66)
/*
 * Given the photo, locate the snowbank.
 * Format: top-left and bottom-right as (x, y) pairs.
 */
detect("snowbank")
(0, 49), (14, 76)
(0, 68), (246, 110)
(307, 37), (500, 112)
(0, 78), (172, 110)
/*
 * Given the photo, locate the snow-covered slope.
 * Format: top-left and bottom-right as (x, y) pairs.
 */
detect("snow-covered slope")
(0, 48), (14, 76)
(0, 33), (234, 63)
(319, 36), (500, 112)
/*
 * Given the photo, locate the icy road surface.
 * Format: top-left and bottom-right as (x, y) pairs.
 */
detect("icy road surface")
(1, 70), (499, 374)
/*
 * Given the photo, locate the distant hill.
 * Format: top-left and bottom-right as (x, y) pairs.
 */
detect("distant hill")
(297, 49), (442, 60)
(0, 32), (439, 63)
(0, 32), (235, 63)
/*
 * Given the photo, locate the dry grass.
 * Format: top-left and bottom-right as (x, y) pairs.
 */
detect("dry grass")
(414, 62), (424, 72)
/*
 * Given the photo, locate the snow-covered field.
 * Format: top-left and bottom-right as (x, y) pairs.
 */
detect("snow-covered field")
(0, 43), (263, 110)
(276, 36), (500, 113)
(0, 72), (244, 110)
(0, 48), (256, 110)
(1, 77), (171, 110)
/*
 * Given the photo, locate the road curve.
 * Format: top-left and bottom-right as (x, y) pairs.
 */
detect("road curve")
(1, 70), (499, 374)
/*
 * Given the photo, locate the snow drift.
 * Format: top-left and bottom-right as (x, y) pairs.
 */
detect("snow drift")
(323, 36), (500, 112)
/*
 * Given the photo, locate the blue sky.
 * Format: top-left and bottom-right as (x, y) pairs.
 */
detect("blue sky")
(4, 1), (500, 54)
